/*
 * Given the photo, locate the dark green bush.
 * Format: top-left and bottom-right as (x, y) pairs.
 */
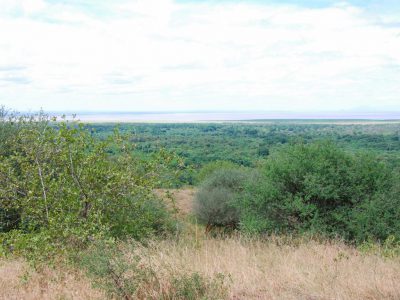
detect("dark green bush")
(239, 141), (398, 242)
(350, 179), (400, 242)
(194, 169), (248, 229)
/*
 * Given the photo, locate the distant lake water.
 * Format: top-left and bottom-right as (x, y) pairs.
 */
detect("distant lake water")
(62, 112), (400, 123)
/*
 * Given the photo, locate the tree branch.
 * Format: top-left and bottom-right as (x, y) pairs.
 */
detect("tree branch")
(68, 145), (91, 219)
(35, 157), (49, 222)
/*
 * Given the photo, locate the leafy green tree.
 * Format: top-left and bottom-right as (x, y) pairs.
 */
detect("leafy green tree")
(239, 141), (396, 241)
(0, 109), (174, 257)
(350, 177), (400, 242)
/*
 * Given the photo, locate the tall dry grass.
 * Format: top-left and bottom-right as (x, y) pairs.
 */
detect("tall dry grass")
(0, 258), (104, 300)
(1, 188), (400, 299)
(2, 234), (400, 299)
(132, 233), (400, 299)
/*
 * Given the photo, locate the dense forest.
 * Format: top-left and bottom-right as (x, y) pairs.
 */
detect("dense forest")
(90, 122), (400, 185)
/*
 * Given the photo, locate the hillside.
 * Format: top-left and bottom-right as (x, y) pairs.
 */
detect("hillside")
(1, 187), (400, 299)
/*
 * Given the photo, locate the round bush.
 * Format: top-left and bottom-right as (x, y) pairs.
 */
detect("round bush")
(239, 141), (397, 242)
(194, 169), (247, 228)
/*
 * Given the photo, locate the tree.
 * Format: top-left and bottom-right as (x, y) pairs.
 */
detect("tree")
(0, 109), (174, 257)
(239, 141), (396, 241)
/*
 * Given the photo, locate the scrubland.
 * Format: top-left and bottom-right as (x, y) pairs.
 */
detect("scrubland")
(1, 110), (400, 299)
(1, 189), (400, 300)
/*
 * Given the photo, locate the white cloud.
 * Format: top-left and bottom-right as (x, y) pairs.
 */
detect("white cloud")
(0, 0), (399, 112)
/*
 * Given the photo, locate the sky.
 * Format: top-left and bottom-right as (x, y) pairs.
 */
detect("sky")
(0, 0), (399, 112)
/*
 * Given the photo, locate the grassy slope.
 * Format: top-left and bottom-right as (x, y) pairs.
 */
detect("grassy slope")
(1, 189), (400, 299)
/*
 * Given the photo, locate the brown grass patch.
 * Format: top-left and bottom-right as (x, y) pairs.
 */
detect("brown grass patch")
(2, 188), (400, 299)
(132, 233), (400, 300)
(155, 188), (196, 216)
(2, 235), (400, 300)
(0, 258), (104, 300)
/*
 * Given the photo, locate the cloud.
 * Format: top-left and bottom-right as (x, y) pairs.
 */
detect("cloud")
(0, 64), (31, 86)
(0, 65), (27, 72)
(105, 73), (144, 85)
(162, 63), (205, 70)
(0, 76), (31, 84)
(0, 0), (399, 112)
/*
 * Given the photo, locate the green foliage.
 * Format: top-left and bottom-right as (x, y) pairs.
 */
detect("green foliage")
(79, 241), (229, 300)
(358, 235), (400, 258)
(239, 142), (399, 242)
(89, 121), (400, 186)
(0, 109), (174, 258)
(350, 179), (400, 242)
(171, 272), (229, 300)
(196, 160), (238, 184)
(79, 241), (149, 300)
(194, 169), (248, 229)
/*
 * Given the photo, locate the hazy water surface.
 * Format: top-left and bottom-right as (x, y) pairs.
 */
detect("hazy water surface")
(64, 112), (400, 122)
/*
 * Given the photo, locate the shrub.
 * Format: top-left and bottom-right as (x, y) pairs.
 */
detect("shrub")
(350, 179), (400, 242)
(171, 272), (229, 300)
(79, 241), (149, 300)
(79, 242), (230, 300)
(194, 169), (248, 229)
(0, 109), (174, 258)
(239, 141), (397, 242)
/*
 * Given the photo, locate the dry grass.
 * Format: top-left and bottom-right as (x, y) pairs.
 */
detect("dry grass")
(133, 233), (400, 300)
(0, 258), (104, 300)
(2, 235), (400, 300)
(144, 188), (400, 299)
(155, 188), (196, 216)
(2, 188), (400, 299)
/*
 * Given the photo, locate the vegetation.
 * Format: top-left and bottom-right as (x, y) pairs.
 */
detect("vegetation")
(1, 108), (400, 299)
(2, 225), (400, 299)
(78, 240), (230, 299)
(238, 142), (399, 242)
(192, 141), (400, 243)
(90, 122), (400, 186)
(195, 160), (239, 184)
(0, 108), (175, 259)
(194, 168), (247, 230)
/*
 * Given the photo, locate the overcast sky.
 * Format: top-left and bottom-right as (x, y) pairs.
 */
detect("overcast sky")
(0, 0), (399, 112)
